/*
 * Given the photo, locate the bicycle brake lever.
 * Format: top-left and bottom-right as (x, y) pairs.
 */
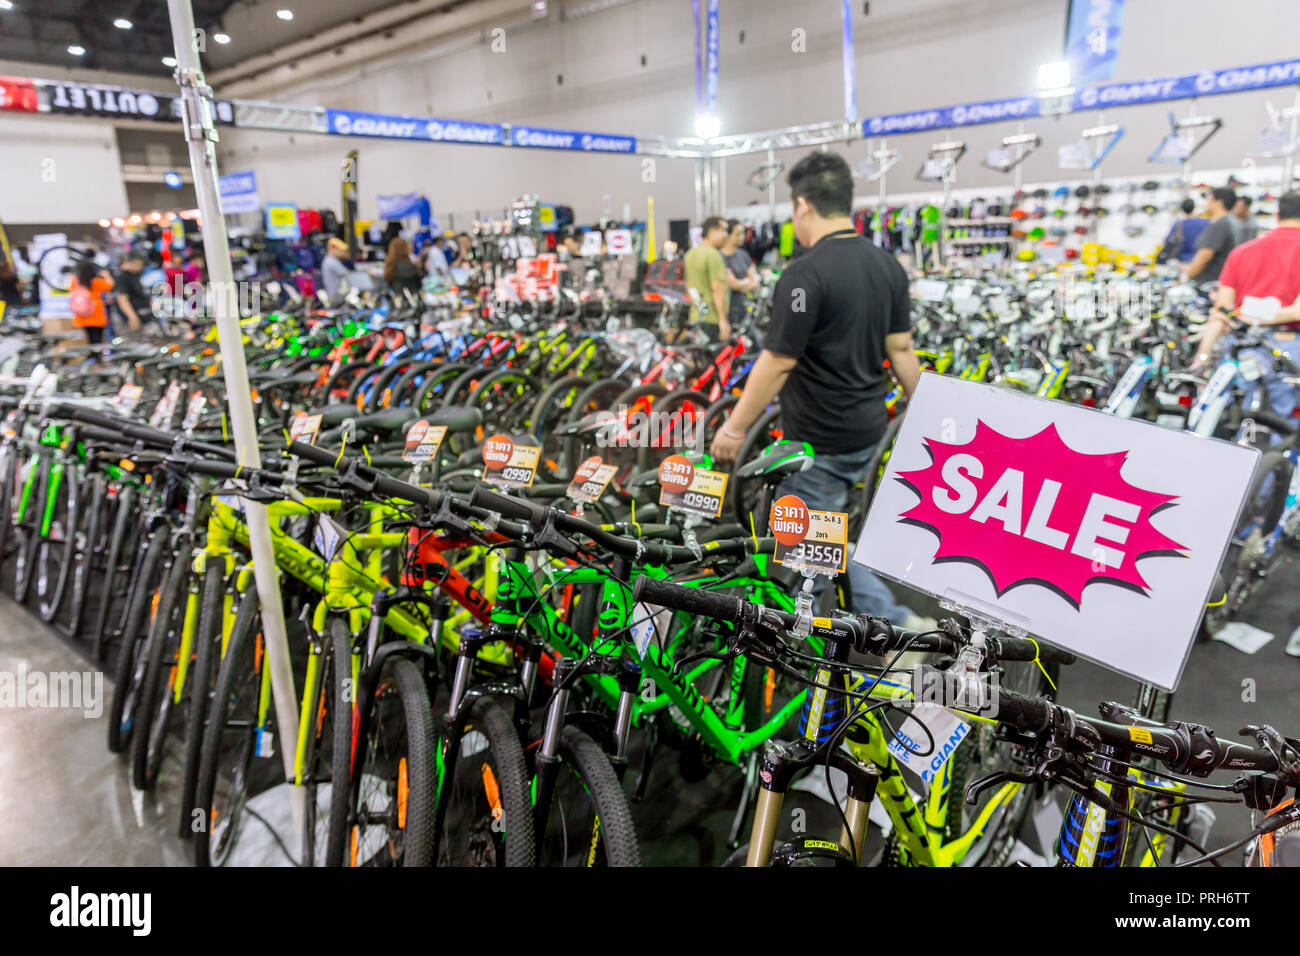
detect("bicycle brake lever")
(964, 769), (1039, 806)
(671, 646), (732, 677)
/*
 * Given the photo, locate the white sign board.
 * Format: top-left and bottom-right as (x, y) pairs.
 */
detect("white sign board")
(579, 230), (604, 257)
(854, 374), (1259, 690)
(604, 229), (633, 255)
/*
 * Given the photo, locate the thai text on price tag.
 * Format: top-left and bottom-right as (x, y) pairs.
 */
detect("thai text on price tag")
(567, 455), (617, 504)
(482, 433), (541, 488)
(113, 384), (143, 413)
(658, 454), (727, 518)
(771, 494), (848, 575)
(289, 412), (322, 445)
(182, 394), (206, 430)
(403, 419), (448, 463)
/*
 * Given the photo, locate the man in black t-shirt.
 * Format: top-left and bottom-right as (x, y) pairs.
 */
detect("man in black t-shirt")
(115, 251), (156, 334)
(1185, 187), (1238, 286)
(710, 151), (926, 624)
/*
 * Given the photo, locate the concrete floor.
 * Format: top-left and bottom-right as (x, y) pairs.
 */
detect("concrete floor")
(1, 551), (1297, 867)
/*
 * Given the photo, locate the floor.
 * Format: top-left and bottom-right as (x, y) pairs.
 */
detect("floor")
(1, 553), (1296, 867)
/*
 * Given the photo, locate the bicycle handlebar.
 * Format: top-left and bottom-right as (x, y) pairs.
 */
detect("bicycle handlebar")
(45, 402), (237, 462)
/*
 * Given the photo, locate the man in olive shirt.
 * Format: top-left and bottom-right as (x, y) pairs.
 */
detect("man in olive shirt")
(683, 216), (731, 341)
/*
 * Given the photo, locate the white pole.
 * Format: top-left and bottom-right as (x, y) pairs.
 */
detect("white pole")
(165, 0), (305, 835)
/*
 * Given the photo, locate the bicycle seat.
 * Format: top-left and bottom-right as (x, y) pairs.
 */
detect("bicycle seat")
(553, 410), (609, 438)
(314, 403), (362, 427)
(349, 407), (419, 438)
(257, 370), (318, 392)
(733, 440), (814, 482)
(426, 405), (482, 434)
(624, 467), (663, 492)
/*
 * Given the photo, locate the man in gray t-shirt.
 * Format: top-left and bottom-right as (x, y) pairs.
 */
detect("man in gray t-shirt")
(720, 220), (758, 329)
(1186, 187), (1238, 285)
(321, 238), (351, 302)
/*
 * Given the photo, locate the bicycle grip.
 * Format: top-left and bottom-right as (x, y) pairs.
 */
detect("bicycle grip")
(997, 635), (1076, 666)
(631, 577), (743, 622)
(469, 484), (548, 524)
(287, 439), (340, 466)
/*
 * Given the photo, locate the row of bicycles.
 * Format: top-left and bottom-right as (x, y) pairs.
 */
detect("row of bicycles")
(0, 263), (1296, 867)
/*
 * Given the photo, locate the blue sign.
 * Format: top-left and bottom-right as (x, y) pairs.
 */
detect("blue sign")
(265, 203), (300, 241)
(218, 170), (260, 214)
(510, 125), (636, 153)
(163, 171), (183, 189)
(704, 0), (719, 116)
(841, 0), (857, 125)
(325, 109), (504, 145)
(863, 96), (1040, 136)
(1065, 0), (1126, 87)
(1075, 56), (1300, 110)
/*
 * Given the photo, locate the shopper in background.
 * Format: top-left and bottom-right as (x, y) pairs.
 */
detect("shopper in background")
(683, 216), (730, 342)
(0, 259), (21, 310)
(709, 150), (928, 627)
(69, 259), (114, 344)
(321, 237), (351, 303)
(1192, 191), (1300, 412)
(558, 229), (583, 262)
(383, 236), (423, 303)
(721, 219), (759, 333)
(1157, 198), (1208, 264)
(425, 236), (451, 282)
(1231, 195), (1259, 245)
(182, 252), (206, 287)
(451, 232), (476, 269)
(1184, 187), (1238, 285)
(114, 252), (155, 334)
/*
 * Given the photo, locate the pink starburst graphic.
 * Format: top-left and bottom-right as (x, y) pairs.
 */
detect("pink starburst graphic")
(895, 421), (1188, 607)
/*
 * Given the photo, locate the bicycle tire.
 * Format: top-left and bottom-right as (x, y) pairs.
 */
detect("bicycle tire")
(434, 696), (535, 867)
(303, 618), (353, 867)
(537, 725), (640, 867)
(106, 528), (168, 754)
(35, 457), (78, 623)
(130, 541), (191, 790)
(177, 561), (227, 839)
(65, 470), (105, 640)
(12, 454), (47, 604)
(344, 656), (436, 867)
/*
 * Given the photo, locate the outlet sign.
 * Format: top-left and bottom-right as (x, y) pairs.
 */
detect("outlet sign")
(855, 374), (1259, 690)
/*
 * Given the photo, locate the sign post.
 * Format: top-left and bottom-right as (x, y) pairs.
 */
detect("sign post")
(165, 0), (304, 833)
(855, 374), (1259, 690)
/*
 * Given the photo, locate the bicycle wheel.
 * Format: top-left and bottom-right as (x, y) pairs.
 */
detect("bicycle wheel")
(193, 589), (272, 867)
(11, 453), (47, 604)
(130, 542), (192, 790)
(177, 561), (229, 840)
(302, 618), (353, 867)
(344, 656), (435, 867)
(106, 528), (168, 754)
(91, 483), (138, 664)
(729, 405), (783, 525)
(65, 470), (105, 639)
(536, 726), (640, 867)
(434, 696), (535, 867)
(35, 457), (78, 623)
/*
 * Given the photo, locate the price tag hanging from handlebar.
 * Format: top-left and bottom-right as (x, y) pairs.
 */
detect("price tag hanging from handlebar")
(289, 412), (322, 446)
(658, 454), (727, 519)
(771, 494), (848, 577)
(482, 433), (541, 488)
(567, 455), (618, 505)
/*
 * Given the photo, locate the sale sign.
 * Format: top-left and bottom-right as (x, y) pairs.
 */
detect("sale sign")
(403, 419), (448, 463)
(482, 433), (540, 488)
(658, 454), (727, 518)
(771, 495), (848, 575)
(289, 412), (322, 445)
(567, 456), (617, 504)
(855, 374), (1259, 690)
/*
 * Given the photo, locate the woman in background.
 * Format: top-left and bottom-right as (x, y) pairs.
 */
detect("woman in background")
(383, 236), (422, 303)
(69, 259), (115, 344)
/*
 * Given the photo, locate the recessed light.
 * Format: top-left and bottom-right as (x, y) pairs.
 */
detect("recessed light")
(162, 56), (177, 66)
(276, 9), (293, 20)
(214, 32), (230, 44)
(98, 219), (111, 228)
(114, 18), (132, 29)
(67, 45), (85, 56)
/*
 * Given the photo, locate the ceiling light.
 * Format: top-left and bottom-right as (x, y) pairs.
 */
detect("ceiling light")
(98, 219), (111, 228)
(149, 211), (162, 221)
(129, 214), (142, 225)
(114, 18), (132, 29)
(67, 45), (86, 56)
(162, 56), (177, 66)
(1037, 60), (1072, 91)
(214, 33), (230, 44)
(694, 114), (721, 139)
(275, 9), (293, 20)
(0, 2), (14, 11)
(112, 218), (125, 228)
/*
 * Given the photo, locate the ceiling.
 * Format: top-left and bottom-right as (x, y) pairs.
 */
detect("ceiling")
(0, 0), (416, 79)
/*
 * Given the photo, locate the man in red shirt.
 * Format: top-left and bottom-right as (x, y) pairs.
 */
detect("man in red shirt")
(1192, 191), (1300, 415)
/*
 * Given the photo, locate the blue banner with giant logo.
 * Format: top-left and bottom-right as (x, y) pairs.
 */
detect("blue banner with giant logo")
(1065, 0), (1125, 88)
(510, 125), (636, 153)
(862, 95), (1040, 136)
(325, 108), (504, 145)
